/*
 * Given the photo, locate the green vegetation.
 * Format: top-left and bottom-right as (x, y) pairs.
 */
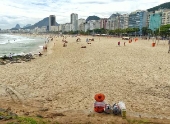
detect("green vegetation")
(51, 27), (141, 36)
(0, 115), (167, 124)
(5, 116), (47, 124)
(159, 24), (170, 36)
(147, 2), (170, 12)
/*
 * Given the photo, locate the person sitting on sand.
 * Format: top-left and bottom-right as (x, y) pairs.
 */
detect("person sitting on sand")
(39, 52), (43, 57)
(9, 53), (13, 60)
(63, 42), (67, 47)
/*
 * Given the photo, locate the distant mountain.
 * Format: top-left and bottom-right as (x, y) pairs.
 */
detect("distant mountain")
(24, 17), (59, 29)
(10, 24), (20, 30)
(15, 24), (20, 29)
(23, 24), (32, 28)
(109, 13), (121, 19)
(86, 16), (100, 22)
(147, 2), (170, 12)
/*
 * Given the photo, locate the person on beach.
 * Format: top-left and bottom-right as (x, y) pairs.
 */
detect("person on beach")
(118, 41), (120, 46)
(86, 38), (89, 43)
(39, 52), (43, 57)
(63, 42), (67, 47)
(9, 53), (13, 60)
(43, 44), (47, 52)
(168, 37), (170, 53)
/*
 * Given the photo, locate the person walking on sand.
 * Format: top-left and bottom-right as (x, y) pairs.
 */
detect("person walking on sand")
(118, 41), (120, 46)
(86, 38), (89, 43)
(168, 37), (170, 53)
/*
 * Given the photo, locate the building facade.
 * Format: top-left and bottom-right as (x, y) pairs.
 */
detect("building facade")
(149, 12), (162, 31)
(161, 9), (170, 25)
(71, 13), (78, 31)
(49, 15), (56, 31)
(78, 19), (86, 31)
(100, 18), (108, 29)
(122, 14), (129, 29)
(128, 10), (148, 35)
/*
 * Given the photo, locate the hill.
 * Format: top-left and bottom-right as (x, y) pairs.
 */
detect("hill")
(10, 24), (20, 30)
(23, 17), (59, 29)
(23, 24), (32, 28)
(147, 2), (170, 12)
(86, 16), (100, 22)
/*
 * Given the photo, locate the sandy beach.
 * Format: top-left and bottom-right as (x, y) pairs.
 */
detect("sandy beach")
(0, 35), (170, 123)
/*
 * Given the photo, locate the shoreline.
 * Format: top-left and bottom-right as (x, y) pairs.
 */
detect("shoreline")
(0, 33), (55, 64)
(0, 33), (48, 58)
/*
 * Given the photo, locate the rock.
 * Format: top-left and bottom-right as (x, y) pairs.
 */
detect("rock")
(0, 116), (4, 120)
(46, 98), (52, 101)
(24, 112), (29, 116)
(81, 46), (86, 48)
(37, 114), (43, 118)
(0, 108), (5, 112)
(3, 116), (12, 120)
(9, 112), (18, 117)
(39, 108), (49, 112)
(47, 113), (65, 118)
(0, 61), (6, 65)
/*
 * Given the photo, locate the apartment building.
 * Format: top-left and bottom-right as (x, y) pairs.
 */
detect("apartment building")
(128, 10), (148, 35)
(148, 10), (162, 31)
(71, 13), (78, 31)
(161, 9), (170, 25)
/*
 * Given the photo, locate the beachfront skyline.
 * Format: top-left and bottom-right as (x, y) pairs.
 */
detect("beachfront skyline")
(0, 0), (169, 29)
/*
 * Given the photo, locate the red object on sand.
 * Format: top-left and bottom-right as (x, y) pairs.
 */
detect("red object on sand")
(94, 101), (105, 113)
(152, 43), (156, 47)
(94, 106), (104, 113)
(94, 93), (105, 102)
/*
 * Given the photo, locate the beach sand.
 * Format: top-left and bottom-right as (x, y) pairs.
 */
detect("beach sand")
(0, 35), (170, 123)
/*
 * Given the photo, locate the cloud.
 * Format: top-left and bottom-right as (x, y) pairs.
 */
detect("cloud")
(0, 0), (169, 29)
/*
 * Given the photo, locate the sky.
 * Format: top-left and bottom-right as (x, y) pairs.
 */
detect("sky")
(0, 0), (169, 29)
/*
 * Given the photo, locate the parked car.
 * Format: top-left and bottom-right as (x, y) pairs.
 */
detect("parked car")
(122, 37), (130, 40)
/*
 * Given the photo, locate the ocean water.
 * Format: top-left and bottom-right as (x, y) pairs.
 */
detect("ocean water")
(0, 34), (46, 57)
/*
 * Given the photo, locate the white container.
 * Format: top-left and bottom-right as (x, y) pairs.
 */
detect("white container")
(118, 101), (126, 118)
(94, 101), (105, 107)
(118, 101), (126, 110)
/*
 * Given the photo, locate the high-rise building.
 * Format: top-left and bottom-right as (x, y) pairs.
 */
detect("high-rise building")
(71, 13), (78, 31)
(78, 19), (85, 31)
(148, 10), (162, 31)
(49, 15), (56, 31)
(62, 23), (72, 32)
(108, 14), (119, 30)
(128, 10), (148, 35)
(122, 14), (129, 29)
(100, 18), (108, 29)
(161, 9), (170, 25)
